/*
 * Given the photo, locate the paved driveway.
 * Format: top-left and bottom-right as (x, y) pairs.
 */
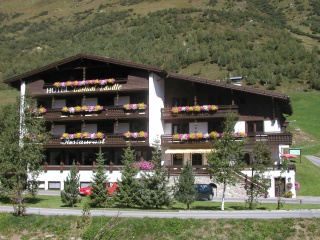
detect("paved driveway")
(305, 155), (320, 167)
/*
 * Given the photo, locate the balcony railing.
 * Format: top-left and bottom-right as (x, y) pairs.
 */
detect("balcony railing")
(161, 132), (292, 146)
(161, 105), (238, 120)
(43, 107), (148, 121)
(43, 163), (296, 175)
(44, 134), (149, 148)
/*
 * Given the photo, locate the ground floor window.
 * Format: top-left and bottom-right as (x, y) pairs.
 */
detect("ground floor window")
(173, 154), (183, 165)
(192, 153), (202, 165)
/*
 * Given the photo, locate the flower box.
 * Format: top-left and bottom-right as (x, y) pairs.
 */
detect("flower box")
(60, 132), (105, 139)
(123, 103), (147, 111)
(123, 131), (148, 139)
(171, 105), (218, 114)
(61, 105), (103, 114)
(53, 78), (115, 88)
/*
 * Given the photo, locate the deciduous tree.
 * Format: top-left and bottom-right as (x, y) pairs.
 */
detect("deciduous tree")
(206, 113), (245, 210)
(0, 96), (48, 215)
(246, 142), (272, 210)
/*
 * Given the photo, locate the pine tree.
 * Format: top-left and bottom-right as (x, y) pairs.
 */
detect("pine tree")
(115, 144), (139, 208)
(0, 96), (48, 215)
(88, 148), (109, 208)
(174, 160), (198, 210)
(60, 160), (82, 207)
(207, 113), (245, 210)
(136, 138), (171, 209)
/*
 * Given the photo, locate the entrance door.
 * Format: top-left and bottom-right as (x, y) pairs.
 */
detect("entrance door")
(274, 177), (285, 197)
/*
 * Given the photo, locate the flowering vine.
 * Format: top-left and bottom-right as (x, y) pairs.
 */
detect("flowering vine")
(53, 78), (115, 88)
(61, 132), (105, 139)
(123, 131), (148, 138)
(61, 105), (103, 113)
(171, 105), (218, 113)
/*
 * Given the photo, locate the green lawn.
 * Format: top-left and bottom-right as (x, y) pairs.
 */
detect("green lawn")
(1, 195), (320, 211)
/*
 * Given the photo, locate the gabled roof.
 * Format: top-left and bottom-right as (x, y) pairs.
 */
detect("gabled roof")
(4, 53), (292, 115)
(4, 53), (166, 84)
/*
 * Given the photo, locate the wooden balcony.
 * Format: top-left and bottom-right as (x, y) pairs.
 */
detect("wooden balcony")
(43, 107), (148, 122)
(161, 132), (292, 147)
(161, 105), (238, 120)
(44, 134), (149, 148)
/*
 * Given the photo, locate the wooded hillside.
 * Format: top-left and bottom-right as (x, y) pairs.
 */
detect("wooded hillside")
(0, 0), (319, 92)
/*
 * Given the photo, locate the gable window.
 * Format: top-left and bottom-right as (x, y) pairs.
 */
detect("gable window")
(247, 121), (264, 133)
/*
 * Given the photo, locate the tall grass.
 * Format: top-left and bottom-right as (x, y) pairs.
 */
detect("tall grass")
(0, 212), (319, 240)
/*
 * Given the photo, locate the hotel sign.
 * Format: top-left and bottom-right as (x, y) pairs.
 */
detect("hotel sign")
(46, 84), (122, 94)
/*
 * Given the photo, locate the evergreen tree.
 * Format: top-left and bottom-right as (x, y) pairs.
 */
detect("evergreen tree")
(246, 142), (272, 210)
(0, 96), (48, 215)
(206, 113), (245, 210)
(136, 138), (171, 209)
(115, 144), (139, 208)
(174, 160), (198, 210)
(89, 148), (110, 208)
(60, 160), (82, 207)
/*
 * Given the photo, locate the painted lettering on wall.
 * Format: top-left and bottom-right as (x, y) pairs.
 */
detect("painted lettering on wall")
(46, 84), (122, 94)
(60, 139), (106, 145)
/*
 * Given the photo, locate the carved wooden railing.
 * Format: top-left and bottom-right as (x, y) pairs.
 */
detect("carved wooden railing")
(161, 105), (238, 119)
(43, 107), (148, 121)
(43, 163), (296, 175)
(161, 132), (292, 146)
(44, 134), (149, 148)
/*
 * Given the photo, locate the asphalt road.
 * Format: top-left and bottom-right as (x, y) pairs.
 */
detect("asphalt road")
(305, 155), (320, 167)
(1, 206), (320, 219)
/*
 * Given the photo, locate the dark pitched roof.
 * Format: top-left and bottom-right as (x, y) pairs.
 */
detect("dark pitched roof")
(3, 53), (165, 84)
(4, 53), (292, 115)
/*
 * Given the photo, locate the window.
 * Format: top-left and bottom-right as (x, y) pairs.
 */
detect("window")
(173, 154), (183, 165)
(172, 98), (187, 107)
(208, 121), (223, 133)
(48, 181), (61, 190)
(172, 123), (188, 134)
(247, 121), (264, 133)
(192, 154), (202, 165)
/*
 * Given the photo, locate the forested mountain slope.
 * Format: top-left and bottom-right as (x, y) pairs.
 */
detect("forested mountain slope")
(0, 0), (319, 92)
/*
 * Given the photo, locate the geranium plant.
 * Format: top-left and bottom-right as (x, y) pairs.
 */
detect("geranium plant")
(172, 132), (220, 141)
(53, 78), (115, 88)
(60, 132), (105, 139)
(171, 105), (219, 113)
(123, 103), (147, 110)
(61, 105), (103, 113)
(30, 107), (47, 115)
(123, 131), (148, 138)
(133, 160), (154, 170)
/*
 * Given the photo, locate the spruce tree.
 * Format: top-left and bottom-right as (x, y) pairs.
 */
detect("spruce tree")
(206, 113), (245, 210)
(174, 160), (198, 210)
(137, 138), (171, 209)
(115, 144), (139, 208)
(60, 160), (82, 207)
(89, 148), (110, 208)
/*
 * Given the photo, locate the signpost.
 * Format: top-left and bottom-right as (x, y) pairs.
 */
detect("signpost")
(289, 148), (302, 163)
